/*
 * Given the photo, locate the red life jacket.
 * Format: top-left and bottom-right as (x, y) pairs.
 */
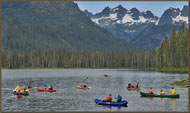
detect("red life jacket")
(18, 92), (22, 95)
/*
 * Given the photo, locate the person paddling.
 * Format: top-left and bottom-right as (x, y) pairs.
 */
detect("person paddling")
(170, 87), (176, 95)
(117, 94), (122, 102)
(102, 94), (112, 102)
(133, 84), (136, 88)
(113, 94), (122, 102)
(149, 87), (154, 94)
(128, 83), (132, 88)
(136, 83), (140, 88)
(83, 84), (87, 88)
(15, 85), (20, 92)
(48, 84), (53, 90)
(159, 90), (165, 95)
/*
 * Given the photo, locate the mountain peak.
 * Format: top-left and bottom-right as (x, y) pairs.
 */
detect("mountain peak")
(130, 7), (140, 12)
(84, 9), (93, 17)
(101, 6), (111, 15)
(142, 10), (155, 18)
(116, 4), (123, 9)
(129, 7), (140, 20)
(181, 5), (188, 16)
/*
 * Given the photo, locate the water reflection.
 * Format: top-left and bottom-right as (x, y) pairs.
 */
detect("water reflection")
(170, 98), (176, 111)
(101, 105), (124, 111)
(160, 98), (164, 106)
(16, 95), (23, 106)
(149, 97), (154, 104)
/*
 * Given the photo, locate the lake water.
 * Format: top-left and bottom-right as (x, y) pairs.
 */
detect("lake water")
(1, 69), (188, 111)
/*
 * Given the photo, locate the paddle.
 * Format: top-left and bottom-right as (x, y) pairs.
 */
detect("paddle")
(82, 77), (88, 82)
(20, 86), (38, 89)
(97, 99), (104, 105)
(33, 86), (38, 88)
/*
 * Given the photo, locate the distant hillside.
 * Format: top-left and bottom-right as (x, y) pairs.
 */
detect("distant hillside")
(131, 24), (180, 50)
(2, 1), (134, 53)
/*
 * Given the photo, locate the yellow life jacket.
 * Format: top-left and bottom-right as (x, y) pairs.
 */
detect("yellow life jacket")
(171, 89), (175, 94)
(137, 84), (140, 88)
(160, 91), (165, 95)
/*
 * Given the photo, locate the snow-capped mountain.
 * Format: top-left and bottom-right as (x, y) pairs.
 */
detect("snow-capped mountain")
(158, 5), (188, 26)
(90, 5), (159, 26)
(84, 5), (159, 41)
(84, 5), (188, 50)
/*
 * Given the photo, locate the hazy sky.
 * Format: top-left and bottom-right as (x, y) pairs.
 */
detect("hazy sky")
(75, 1), (188, 17)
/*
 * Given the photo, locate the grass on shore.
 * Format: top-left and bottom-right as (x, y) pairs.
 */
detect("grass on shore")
(172, 79), (189, 87)
(142, 67), (188, 73)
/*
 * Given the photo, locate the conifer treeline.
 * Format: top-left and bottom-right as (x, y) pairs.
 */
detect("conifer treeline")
(1, 24), (188, 69)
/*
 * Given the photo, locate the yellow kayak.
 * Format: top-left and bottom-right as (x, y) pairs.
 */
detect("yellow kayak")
(77, 85), (91, 90)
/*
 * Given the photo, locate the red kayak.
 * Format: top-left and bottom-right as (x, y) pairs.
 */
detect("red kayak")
(37, 88), (56, 92)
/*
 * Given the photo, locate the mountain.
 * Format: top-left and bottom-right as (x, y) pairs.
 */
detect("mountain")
(158, 5), (188, 26)
(83, 5), (188, 50)
(2, 1), (134, 53)
(84, 5), (159, 41)
(131, 24), (180, 50)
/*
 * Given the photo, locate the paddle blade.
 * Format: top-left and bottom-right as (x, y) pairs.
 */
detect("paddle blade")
(33, 86), (38, 88)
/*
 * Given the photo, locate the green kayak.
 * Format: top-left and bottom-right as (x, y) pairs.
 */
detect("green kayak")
(13, 91), (29, 96)
(140, 91), (180, 98)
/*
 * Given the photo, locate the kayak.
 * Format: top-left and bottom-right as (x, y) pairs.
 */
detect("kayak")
(140, 91), (180, 98)
(37, 88), (56, 92)
(77, 85), (91, 89)
(95, 99), (128, 106)
(13, 90), (29, 96)
(127, 87), (140, 90)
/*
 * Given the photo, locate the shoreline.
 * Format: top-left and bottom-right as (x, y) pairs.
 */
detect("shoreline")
(2, 67), (188, 73)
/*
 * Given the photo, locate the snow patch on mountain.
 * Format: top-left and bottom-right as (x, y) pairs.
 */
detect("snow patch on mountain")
(91, 13), (118, 24)
(172, 15), (188, 24)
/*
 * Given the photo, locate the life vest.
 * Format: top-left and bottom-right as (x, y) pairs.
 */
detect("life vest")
(18, 92), (22, 95)
(16, 87), (20, 92)
(160, 91), (165, 95)
(21, 90), (25, 93)
(137, 84), (140, 88)
(171, 89), (176, 94)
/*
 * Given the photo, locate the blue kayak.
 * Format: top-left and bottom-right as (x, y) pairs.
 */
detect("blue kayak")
(95, 99), (128, 106)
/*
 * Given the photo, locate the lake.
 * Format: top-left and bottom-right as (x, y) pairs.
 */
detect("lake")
(1, 69), (188, 111)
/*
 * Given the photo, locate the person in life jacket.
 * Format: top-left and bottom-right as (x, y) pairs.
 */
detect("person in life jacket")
(48, 84), (53, 90)
(159, 90), (165, 95)
(170, 87), (176, 95)
(21, 89), (25, 93)
(113, 94), (122, 102)
(149, 87), (154, 94)
(128, 83), (132, 88)
(15, 85), (20, 92)
(133, 84), (136, 88)
(136, 83), (140, 88)
(103, 94), (112, 102)
(18, 90), (22, 95)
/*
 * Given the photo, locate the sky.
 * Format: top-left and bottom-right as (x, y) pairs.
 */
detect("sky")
(75, 1), (188, 17)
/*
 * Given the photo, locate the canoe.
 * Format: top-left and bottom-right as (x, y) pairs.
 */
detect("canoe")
(95, 99), (128, 106)
(77, 85), (91, 89)
(37, 88), (56, 92)
(127, 87), (140, 90)
(13, 90), (29, 96)
(140, 91), (180, 98)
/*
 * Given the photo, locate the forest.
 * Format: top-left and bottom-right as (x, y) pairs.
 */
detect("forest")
(1, 24), (189, 70)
